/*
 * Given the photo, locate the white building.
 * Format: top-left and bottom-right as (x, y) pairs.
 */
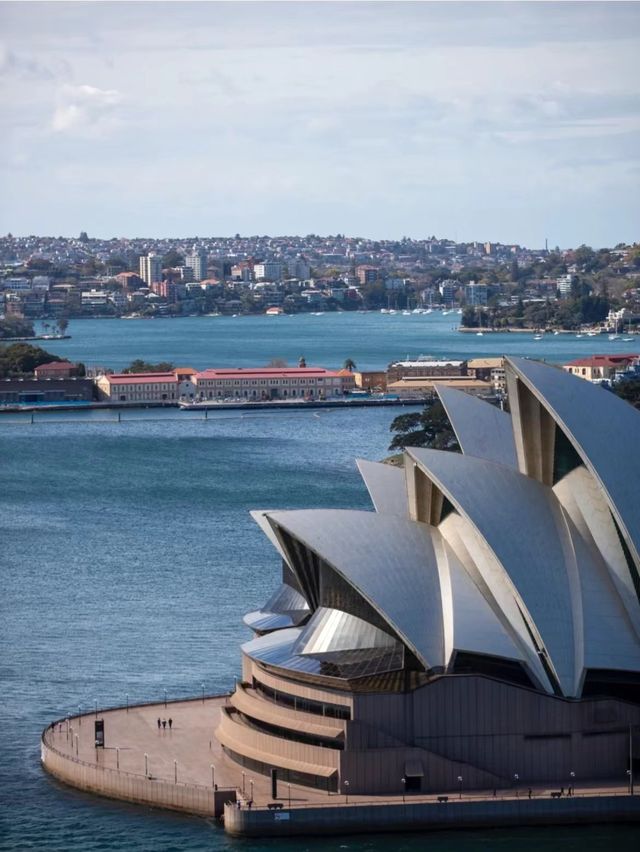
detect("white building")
(185, 250), (208, 282)
(139, 253), (163, 286)
(254, 262), (284, 282)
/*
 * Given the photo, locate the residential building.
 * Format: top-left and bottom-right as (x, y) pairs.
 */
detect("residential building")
(563, 354), (639, 383)
(185, 250), (208, 282)
(139, 253), (163, 286)
(438, 280), (459, 307)
(254, 262), (284, 282)
(465, 282), (488, 306)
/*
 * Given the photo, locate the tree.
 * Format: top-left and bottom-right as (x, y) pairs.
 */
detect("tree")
(613, 378), (640, 409)
(0, 317), (35, 339)
(343, 358), (357, 372)
(162, 250), (185, 268)
(0, 343), (62, 378)
(122, 359), (174, 374)
(389, 399), (460, 452)
(57, 318), (69, 335)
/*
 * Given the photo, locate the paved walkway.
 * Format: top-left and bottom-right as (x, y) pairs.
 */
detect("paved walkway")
(45, 696), (634, 811)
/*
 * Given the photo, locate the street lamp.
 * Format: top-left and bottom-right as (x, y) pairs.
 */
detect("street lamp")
(514, 773), (519, 798)
(570, 770), (575, 796)
(401, 777), (406, 803)
(458, 775), (463, 799)
(288, 782), (291, 809)
(144, 752), (148, 776)
(74, 734), (79, 756)
(242, 771), (246, 795)
(174, 760), (178, 784)
(116, 747), (120, 770)
(78, 705), (81, 726)
(627, 769), (632, 795)
(201, 682), (205, 704)
(210, 764), (215, 788)
(249, 779), (254, 802)
(344, 780), (350, 804)
(126, 693), (129, 713)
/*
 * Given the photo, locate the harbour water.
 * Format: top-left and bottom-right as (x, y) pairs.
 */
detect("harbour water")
(35, 312), (638, 372)
(1, 319), (638, 850)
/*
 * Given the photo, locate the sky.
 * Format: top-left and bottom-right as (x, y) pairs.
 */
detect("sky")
(0, 1), (639, 248)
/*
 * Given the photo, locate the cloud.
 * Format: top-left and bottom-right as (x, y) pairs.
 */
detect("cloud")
(0, 43), (57, 80)
(51, 84), (123, 134)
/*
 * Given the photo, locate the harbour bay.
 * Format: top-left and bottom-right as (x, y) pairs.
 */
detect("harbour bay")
(1, 317), (638, 850)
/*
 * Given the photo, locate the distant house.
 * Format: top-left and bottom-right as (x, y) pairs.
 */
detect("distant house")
(563, 354), (639, 383)
(34, 361), (75, 379)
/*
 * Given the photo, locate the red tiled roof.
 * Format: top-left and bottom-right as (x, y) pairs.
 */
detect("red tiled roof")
(105, 372), (177, 385)
(565, 354), (639, 367)
(36, 361), (74, 370)
(195, 367), (341, 380)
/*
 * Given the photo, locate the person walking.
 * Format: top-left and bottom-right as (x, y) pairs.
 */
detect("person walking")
(168, 718), (173, 730)
(162, 719), (167, 730)
(157, 718), (161, 730)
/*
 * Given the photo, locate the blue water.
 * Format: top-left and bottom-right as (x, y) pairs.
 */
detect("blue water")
(2, 323), (638, 850)
(35, 313), (638, 372)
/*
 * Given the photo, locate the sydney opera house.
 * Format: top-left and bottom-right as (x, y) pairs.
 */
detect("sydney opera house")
(216, 356), (640, 796)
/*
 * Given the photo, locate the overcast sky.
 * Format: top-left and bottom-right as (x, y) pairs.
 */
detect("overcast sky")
(1, 1), (638, 247)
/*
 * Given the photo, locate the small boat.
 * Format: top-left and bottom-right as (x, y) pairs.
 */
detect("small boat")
(609, 334), (619, 341)
(457, 309), (463, 314)
(389, 309), (397, 315)
(402, 310), (411, 316)
(576, 333), (584, 338)
(425, 309), (433, 314)
(586, 331), (598, 337)
(553, 331), (560, 335)
(442, 310), (450, 316)
(534, 335), (543, 340)
(380, 308), (389, 314)
(476, 332), (484, 336)
(623, 337), (634, 342)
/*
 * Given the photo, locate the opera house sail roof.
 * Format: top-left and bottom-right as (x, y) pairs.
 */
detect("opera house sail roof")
(242, 357), (640, 700)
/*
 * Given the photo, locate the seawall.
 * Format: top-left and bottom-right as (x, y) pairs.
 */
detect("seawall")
(223, 793), (640, 837)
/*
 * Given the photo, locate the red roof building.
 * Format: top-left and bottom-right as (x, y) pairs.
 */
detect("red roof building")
(563, 354), (639, 383)
(34, 361), (75, 379)
(194, 367), (345, 401)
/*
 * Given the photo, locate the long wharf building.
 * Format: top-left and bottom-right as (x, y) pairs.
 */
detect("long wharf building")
(216, 356), (640, 795)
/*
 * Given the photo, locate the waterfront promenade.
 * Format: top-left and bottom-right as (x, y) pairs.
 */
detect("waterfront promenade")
(42, 697), (640, 836)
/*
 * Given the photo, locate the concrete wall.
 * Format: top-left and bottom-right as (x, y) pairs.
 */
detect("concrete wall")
(224, 793), (640, 837)
(41, 733), (226, 817)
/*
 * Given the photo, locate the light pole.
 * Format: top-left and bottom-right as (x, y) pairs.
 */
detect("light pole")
(627, 769), (632, 795)
(514, 773), (519, 798)
(570, 770), (575, 796)
(211, 764), (215, 788)
(250, 779), (254, 803)
(344, 780), (350, 804)
(401, 777), (406, 803)
(174, 760), (178, 784)
(458, 775), (463, 799)
(78, 705), (81, 726)
(116, 747), (120, 770)
(288, 782), (291, 809)
(74, 734), (79, 756)
(126, 693), (129, 713)
(201, 682), (205, 704)
(144, 752), (148, 777)
(242, 771), (246, 795)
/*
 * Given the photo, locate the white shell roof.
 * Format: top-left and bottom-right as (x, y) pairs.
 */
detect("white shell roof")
(407, 447), (581, 696)
(507, 356), (640, 567)
(265, 509), (446, 671)
(355, 458), (409, 515)
(435, 385), (517, 468)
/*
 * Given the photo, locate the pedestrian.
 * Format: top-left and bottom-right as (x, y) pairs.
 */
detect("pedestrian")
(157, 718), (161, 729)
(162, 719), (167, 729)
(560, 787), (564, 796)
(528, 788), (532, 800)
(168, 718), (173, 729)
